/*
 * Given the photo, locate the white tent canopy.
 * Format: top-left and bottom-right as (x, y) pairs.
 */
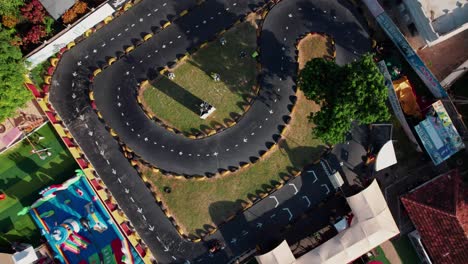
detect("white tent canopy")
(255, 180), (400, 264)
(256, 240), (296, 264)
(375, 140), (397, 171)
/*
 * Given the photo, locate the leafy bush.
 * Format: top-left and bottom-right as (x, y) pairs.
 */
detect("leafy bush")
(20, 0), (45, 24)
(0, 0), (24, 17)
(62, 1), (88, 24)
(43, 16), (54, 34)
(0, 26), (30, 123)
(22, 24), (46, 44)
(1, 15), (19, 28)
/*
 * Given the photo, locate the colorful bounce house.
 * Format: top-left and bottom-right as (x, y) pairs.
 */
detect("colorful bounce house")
(29, 174), (144, 264)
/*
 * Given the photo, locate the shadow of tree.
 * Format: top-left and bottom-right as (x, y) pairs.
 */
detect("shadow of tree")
(208, 200), (245, 227)
(279, 139), (325, 170)
(4, 152), (77, 208)
(149, 76), (205, 115)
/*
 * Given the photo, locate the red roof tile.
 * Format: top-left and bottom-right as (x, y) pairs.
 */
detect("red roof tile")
(401, 170), (468, 263)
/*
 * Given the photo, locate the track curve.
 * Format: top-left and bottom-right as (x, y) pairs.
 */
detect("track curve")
(49, 0), (370, 263)
(91, 0), (369, 176)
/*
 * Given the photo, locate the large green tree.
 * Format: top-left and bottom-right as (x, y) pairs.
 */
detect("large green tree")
(299, 54), (390, 144)
(0, 0), (24, 17)
(0, 26), (30, 123)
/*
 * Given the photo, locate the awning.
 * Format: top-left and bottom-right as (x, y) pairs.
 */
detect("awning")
(334, 218), (348, 232)
(255, 180), (400, 264)
(375, 140), (397, 171)
(328, 171), (345, 189)
(296, 180), (400, 264)
(255, 241), (296, 264)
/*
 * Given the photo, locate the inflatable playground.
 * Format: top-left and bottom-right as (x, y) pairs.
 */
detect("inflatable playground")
(29, 174), (143, 264)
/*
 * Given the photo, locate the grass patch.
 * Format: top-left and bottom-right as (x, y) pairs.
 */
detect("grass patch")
(142, 31), (332, 235)
(0, 123), (78, 249)
(29, 60), (51, 90)
(391, 236), (420, 264)
(143, 91), (324, 234)
(369, 246), (391, 264)
(141, 21), (257, 134)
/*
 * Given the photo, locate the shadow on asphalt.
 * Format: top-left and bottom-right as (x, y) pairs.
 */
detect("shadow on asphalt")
(296, 0), (371, 65)
(204, 157), (352, 260)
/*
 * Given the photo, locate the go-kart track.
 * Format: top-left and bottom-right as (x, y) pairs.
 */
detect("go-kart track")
(49, 0), (370, 263)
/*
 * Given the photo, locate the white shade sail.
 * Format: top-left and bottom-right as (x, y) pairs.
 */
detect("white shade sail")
(375, 140), (397, 171)
(255, 180), (400, 264)
(255, 240), (296, 264)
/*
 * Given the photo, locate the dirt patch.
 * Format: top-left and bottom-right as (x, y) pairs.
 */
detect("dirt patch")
(297, 34), (333, 70)
(245, 12), (261, 29)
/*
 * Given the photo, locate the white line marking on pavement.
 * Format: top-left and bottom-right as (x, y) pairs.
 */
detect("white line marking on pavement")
(283, 208), (293, 221)
(302, 196), (311, 207)
(137, 207), (143, 214)
(129, 197), (135, 203)
(257, 222), (263, 228)
(230, 238), (237, 244)
(320, 159), (332, 176)
(117, 178), (121, 183)
(124, 188), (129, 194)
(269, 196), (279, 208)
(288, 183), (298, 194)
(241, 230), (248, 236)
(321, 184), (330, 194)
(270, 214), (276, 219)
(148, 225), (154, 231)
(112, 169), (116, 174)
(308, 169), (318, 183)
(171, 256), (176, 260)
(142, 215), (147, 221)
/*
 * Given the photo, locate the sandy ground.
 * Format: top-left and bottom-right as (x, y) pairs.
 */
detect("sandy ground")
(381, 240), (402, 264)
(297, 34), (332, 70)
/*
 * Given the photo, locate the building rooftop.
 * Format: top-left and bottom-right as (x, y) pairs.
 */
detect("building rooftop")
(39, 0), (76, 20)
(416, 0), (468, 34)
(401, 170), (468, 263)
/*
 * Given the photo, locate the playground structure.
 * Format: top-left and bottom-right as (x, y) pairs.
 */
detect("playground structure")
(50, 219), (90, 254)
(29, 174), (144, 264)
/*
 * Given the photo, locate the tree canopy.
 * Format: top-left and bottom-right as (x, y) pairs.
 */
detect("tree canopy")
(299, 54), (390, 145)
(0, 26), (30, 123)
(0, 0), (24, 17)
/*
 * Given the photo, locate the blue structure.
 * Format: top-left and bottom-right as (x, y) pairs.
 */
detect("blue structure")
(29, 174), (144, 264)
(362, 0), (448, 98)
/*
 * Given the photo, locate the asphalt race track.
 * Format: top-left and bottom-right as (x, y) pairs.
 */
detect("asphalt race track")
(49, 0), (370, 263)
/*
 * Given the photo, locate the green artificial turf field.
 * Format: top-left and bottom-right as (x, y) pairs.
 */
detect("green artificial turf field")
(0, 122), (78, 249)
